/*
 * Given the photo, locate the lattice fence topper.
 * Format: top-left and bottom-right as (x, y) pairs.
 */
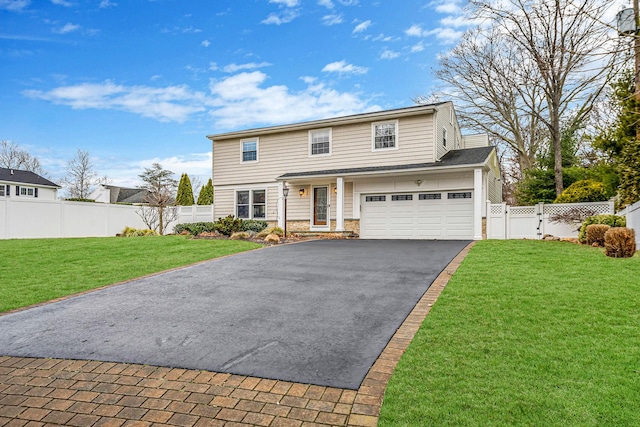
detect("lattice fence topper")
(490, 204), (504, 215)
(543, 202), (611, 216)
(510, 206), (536, 216)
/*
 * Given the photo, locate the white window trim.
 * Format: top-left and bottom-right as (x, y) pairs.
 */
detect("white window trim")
(308, 128), (332, 157)
(371, 120), (399, 152)
(309, 185), (331, 231)
(235, 188), (267, 219)
(449, 107), (454, 124)
(442, 128), (448, 148)
(240, 138), (259, 163)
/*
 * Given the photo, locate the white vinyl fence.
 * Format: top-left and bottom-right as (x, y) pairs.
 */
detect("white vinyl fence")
(0, 198), (215, 239)
(486, 201), (615, 240)
(617, 200), (640, 247)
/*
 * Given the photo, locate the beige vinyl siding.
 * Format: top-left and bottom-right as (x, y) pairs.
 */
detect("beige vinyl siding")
(214, 185), (279, 220)
(462, 133), (489, 148)
(435, 103), (456, 161)
(212, 115), (435, 186)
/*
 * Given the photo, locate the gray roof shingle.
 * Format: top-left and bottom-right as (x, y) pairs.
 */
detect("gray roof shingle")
(278, 146), (495, 179)
(0, 167), (60, 187)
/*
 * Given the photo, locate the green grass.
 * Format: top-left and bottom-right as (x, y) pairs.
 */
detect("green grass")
(379, 240), (640, 427)
(0, 236), (262, 313)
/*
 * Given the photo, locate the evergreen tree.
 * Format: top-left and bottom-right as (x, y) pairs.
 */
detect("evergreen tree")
(197, 178), (214, 205)
(175, 173), (194, 206)
(594, 70), (640, 207)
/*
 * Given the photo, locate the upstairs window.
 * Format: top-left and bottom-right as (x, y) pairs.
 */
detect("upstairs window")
(309, 129), (331, 156)
(443, 128), (448, 148)
(372, 120), (398, 150)
(0, 186), (5, 197)
(241, 139), (258, 162)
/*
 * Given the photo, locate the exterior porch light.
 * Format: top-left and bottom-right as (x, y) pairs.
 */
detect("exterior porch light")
(283, 182), (289, 239)
(299, 188), (305, 196)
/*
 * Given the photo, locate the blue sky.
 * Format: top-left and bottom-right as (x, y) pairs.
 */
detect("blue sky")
(1, 0), (472, 188)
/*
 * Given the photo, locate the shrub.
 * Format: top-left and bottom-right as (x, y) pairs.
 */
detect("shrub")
(66, 198), (95, 202)
(585, 224), (610, 247)
(214, 215), (244, 236)
(554, 179), (608, 204)
(229, 231), (250, 240)
(578, 214), (626, 243)
(242, 220), (269, 233)
(173, 222), (216, 236)
(604, 227), (637, 258)
(120, 226), (158, 237)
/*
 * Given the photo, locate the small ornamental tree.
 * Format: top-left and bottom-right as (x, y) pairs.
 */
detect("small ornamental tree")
(175, 173), (195, 206)
(138, 163), (178, 235)
(197, 178), (214, 205)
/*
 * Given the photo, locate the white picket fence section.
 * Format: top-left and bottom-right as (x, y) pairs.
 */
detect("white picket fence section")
(486, 201), (615, 239)
(0, 198), (215, 239)
(617, 200), (640, 247)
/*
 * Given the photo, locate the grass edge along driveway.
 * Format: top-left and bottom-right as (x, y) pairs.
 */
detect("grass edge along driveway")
(379, 240), (640, 427)
(0, 236), (262, 313)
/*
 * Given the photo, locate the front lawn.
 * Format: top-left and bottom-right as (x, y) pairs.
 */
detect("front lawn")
(379, 240), (640, 426)
(0, 236), (262, 313)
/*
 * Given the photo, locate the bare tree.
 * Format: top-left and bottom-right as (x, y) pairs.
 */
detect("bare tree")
(472, 0), (620, 196)
(137, 163), (178, 235)
(428, 0), (622, 195)
(63, 149), (107, 199)
(0, 140), (46, 176)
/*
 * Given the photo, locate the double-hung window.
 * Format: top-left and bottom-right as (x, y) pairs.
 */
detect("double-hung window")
(241, 138), (258, 162)
(236, 189), (266, 219)
(443, 128), (448, 148)
(0, 186), (5, 197)
(372, 120), (398, 150)
(309, 129), (331, 156)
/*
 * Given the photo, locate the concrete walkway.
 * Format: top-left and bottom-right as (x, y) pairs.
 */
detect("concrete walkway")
(0, 242), (473, 426)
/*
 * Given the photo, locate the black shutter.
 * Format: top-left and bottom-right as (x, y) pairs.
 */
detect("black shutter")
(34, 188), (38, 198)
(5, 185), (9, 196)
(15, 186), (19, 196)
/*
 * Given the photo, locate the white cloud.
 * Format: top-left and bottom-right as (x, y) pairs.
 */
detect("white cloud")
(51, 0), (73, 6)
(208, 71), (380, 129)
(269, 0), (298, 6)
(0, 0), (30, 11)
(54, 23), (81, 34)
(200, 40), (211, 47)
(136, 153), (212, 182)
(405, 24), (425, 37)
(352, 20), (371, 33)
(262, 9), (299, 25)
(321, 60), (368, 75)
(23, 73), (380, 131)
(380, 49), (400, 60)
(99, 0), (116, 8)
(322, 14), (343, 25)
(431, 0), (461, 14)
(222, 62), (272, 73)
(209, 62), (218, 71)
(318, 0), (333, 8)
(410, 42), (425, 53)
(339, 0), (358, 5)
(440, 15), (481, 28)
(23, 81), (209, 123)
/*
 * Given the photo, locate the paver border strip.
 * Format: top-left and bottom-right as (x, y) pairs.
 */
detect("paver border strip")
(0, 241), (474, 426)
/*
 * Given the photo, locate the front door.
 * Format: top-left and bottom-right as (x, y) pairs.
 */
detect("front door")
(313, 186), (328, 226)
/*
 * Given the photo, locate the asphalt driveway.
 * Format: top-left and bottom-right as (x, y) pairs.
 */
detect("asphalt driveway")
(0, 239), (469, 390)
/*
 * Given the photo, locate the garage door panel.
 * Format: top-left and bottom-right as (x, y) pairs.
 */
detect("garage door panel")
(360, 191), (473, 240)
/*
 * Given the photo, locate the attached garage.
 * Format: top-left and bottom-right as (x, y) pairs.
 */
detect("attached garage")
(359, 191), (474, 240)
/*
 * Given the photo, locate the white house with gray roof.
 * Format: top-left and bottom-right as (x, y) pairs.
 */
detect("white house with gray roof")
(0, 167), (60, 200)
(207, 102), (502, 240)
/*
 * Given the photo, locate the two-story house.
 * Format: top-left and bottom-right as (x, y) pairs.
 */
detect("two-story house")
(0, 167), (60, 200)
(207, 102), (502, 240)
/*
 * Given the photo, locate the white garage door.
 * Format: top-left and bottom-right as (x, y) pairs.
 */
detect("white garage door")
(360, 191), (473, 239)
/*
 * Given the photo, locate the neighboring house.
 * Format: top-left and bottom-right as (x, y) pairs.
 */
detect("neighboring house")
(0, 167), (60, 200)
(89, 185), (149, 204)
(207, 102), (502, 240)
